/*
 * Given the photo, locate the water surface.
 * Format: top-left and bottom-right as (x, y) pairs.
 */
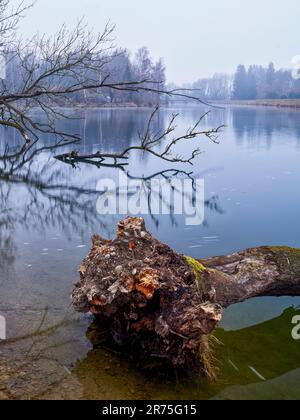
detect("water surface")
(1, 105), (300, 400)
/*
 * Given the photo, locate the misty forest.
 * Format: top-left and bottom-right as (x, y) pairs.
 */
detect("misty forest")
(0, 0), (300, 402)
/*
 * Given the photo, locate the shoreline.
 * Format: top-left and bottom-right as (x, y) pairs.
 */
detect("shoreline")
(52, 99), (300, 111)
(213, 99), (300, 110)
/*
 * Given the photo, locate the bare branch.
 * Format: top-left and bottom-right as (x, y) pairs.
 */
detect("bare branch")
(0, 0), (33, 43)
(0, 2), (221, 153)
(55, 108), (225, 166)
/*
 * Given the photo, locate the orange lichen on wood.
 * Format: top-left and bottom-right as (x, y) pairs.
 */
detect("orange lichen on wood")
(99, 245), (111, 256)
(136, 267), (160, 299)
(128, 241), (137, 251)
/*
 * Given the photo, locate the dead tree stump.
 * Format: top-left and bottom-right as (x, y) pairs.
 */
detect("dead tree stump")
(72, 217), (300, 377)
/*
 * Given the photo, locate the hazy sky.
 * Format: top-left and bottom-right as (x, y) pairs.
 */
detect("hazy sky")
(15, 0), (300, 84)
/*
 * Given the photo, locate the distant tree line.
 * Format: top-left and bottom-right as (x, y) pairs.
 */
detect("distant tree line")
(101, 47), (166, 105)
(166, 74), (233, 103)
(191, 74), (233, 101)
(4, 46), (166, 107)
(168, 63), (300, 102)
(5, 34), (298, 105)
(232, 63), (300, 100)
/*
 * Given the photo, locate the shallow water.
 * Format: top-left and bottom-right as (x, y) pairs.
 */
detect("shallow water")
(1, 105), (300, 400)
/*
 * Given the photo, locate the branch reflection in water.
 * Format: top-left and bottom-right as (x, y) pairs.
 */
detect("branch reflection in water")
(0, 109), (224, 400)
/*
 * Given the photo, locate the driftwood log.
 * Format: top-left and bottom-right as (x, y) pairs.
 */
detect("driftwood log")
(72, 217), (300, 377)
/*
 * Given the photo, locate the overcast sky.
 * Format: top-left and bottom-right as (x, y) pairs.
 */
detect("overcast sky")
(15, 0), (300, 84)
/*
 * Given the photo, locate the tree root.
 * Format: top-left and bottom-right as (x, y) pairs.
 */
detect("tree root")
(72, 217), (300, 376)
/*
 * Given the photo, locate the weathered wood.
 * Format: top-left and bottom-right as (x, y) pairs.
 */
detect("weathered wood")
(72, 217), (300, 376)
(200, 246), (300, 307)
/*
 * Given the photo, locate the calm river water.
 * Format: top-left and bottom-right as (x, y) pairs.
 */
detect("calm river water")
(0, 105), (300, 400)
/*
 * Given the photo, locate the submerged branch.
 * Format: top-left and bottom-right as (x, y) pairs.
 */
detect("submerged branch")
(55, 108), (224, 166)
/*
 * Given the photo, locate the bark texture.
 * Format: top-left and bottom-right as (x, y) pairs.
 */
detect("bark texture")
(201, 246), (300, 307)
(72, 217), (300, 375)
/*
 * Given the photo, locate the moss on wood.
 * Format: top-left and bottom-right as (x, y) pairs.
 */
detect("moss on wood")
(184, 256), (206, 288)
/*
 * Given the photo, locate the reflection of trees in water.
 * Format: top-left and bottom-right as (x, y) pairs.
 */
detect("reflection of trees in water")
(0, 147), (223, 236)
(0, 182), (17, 270)
(183, 105), (300, 148)
(0, 134), (112, 274)
(55, 108), (165, 155)
(0, 107), (165, 155)
(0, 235), (16, 272)
(0, 109), (225, 399)
(0, 170), (104, 242)
(1, 166), (105, 237)
(176, 105), (227, 130)
(232, 108), (300, 147)
(125, 169), (224, 229)
(0, 108), (224, 269)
